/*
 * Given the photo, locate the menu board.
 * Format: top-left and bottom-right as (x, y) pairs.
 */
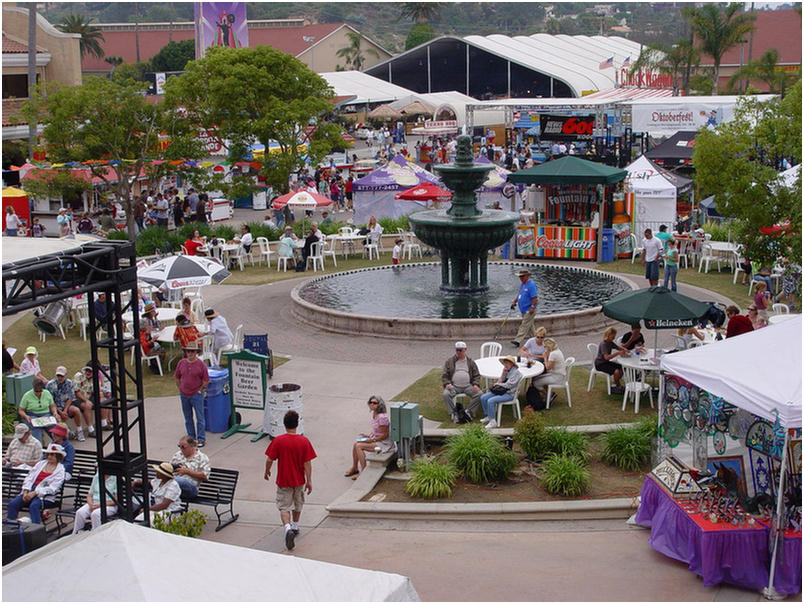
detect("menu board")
(226, 350), (268, 410)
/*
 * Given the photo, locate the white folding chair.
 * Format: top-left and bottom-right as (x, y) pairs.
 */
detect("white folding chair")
(190, 297), (205, 321)
(75, 303), (90, 341)
(546, 357), (574, 409)
(672, 335), (688, 351)
(698, 243), (723, 274)
(402, 232), (422, 260)
(630, 233), (643, 263)
(227, 247), (245, 271)
(480, 342), (502, 358)
(277, 254), (292, 272)
(199, 334), (218, 367)
(496, 379), (525, 425)
(321, 236), (338, 268)
(772, 303), (789, 315)
(306, 241), (325, 272)
(141, 344), (163, 376)
(622, 365), (653, 414)
(732, 251), (748, 284)
(217, 323), (243, 364)
(363, 232), (380, 260)
(255, 237), (273, 267)
(586, 343), (611, 395)
(676, 238), (691, 269)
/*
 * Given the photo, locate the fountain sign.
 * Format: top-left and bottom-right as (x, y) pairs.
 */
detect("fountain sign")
(221, 349), (270, 442)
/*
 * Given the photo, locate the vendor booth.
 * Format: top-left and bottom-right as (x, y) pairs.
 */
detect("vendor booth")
(507, 156), (627, 261)
(2, 187), (30, 234)
(352, 154), (442, 223)
(625, 154), (693, 240)
(634, 318), (802, 598)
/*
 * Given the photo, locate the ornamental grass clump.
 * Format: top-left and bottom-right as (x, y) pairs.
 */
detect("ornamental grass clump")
(532, 427), (590, 462)
(445, 424), (517, 483)
(600, 425), (653, 471)
(513, 410), (546, 461)
(404, 457), (457, 499)
(540, 453), (590, 497)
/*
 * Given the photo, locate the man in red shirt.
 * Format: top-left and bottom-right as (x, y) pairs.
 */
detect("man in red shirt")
(264, 410), (316, 551)
(725, 305), (754, 338)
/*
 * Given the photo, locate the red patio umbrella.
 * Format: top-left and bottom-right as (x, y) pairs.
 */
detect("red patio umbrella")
(271, 190), (333, 210)
(394, 182), (453, 203)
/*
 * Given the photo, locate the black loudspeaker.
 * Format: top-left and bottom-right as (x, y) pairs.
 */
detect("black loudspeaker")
(3, 521), (47, 564)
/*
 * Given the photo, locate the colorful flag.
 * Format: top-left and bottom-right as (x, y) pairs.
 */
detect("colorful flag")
(599, 56), (614, 70)
(623, 56), (631, 67)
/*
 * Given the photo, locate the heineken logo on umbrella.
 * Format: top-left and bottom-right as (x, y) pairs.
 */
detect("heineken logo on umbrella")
(645, 318), (699, 328)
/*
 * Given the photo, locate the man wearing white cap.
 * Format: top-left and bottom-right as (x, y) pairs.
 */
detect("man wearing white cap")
(441, 342), (481, 422)
(2, 424), (42, 469)
(46, 366), (89, 441)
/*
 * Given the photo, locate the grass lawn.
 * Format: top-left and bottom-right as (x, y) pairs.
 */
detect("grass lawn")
(596, 258), (751, 307)
(392, 366), (658, 428)
(2, 313), (288, 401)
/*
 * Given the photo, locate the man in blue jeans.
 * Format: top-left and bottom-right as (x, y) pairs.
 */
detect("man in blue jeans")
(511, 268), (538, 348)
(173, 341), (210, 447)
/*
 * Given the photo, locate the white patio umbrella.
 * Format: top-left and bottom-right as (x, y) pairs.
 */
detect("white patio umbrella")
(272, 190), (331, 232)
(137, 255), (230, 290)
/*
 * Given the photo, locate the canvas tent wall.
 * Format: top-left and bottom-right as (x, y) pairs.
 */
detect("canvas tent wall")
(625, 155), (692, 234)
(353, 154), (442, 223)
(2, 520), (420, 602)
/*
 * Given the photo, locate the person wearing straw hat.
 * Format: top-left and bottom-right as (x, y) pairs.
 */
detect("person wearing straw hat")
(174, 340), (210, 448)
(5, 443), (66, 524)
(19, 346), (46, 382)
(204, 308), (233, 357)
(479, 356), (522, 430)
(134, 462), (183, 522)
(17, 378), (55, 443)
(510, 268), (538, 348)
(2, 423), (42, 469)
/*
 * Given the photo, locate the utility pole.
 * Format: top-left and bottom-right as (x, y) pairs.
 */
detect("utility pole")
(745, 2), (755, 92)
(27, 2), (37, 160)
(135, 2), (141, 63)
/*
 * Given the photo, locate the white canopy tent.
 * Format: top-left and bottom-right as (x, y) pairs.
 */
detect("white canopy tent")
(660, 316), (802, 598)
(2, 520), (420, 602)
(625, 155), (690, 234)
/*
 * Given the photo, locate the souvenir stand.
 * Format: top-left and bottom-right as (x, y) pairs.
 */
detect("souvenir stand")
(507, 156), (627, 261)
(635, 318), (802, 598)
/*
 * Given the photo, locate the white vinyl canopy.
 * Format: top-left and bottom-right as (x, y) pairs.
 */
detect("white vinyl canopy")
(2, 521), (420, 602)
(625, 155), (678, 233)
(660, 316), (802, 428)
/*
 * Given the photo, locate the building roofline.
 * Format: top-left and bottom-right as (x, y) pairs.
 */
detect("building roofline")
(3, 6), (81, 40)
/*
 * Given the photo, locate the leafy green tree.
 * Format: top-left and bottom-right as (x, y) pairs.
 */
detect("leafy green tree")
(405, 23), (436, 50)
(688, 3), (756, 93)
(693, 81), (802, 267)
(56, 13), (105, 59)
(336, 32), (379, 71)
(149, 39), (195, 72)
(22, 77), (202, 240)
(111, 61), (149, 84)
(727, 49), (801, 95)
(164, 46), (345, 195)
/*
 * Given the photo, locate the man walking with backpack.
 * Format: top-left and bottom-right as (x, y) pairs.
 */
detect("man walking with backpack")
(265, 410), (316, 551)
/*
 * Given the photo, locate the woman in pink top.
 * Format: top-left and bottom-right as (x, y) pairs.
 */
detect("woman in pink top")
(173, 341), (210, 447)
(344, 395), (396, 479)
(753, 282), (771, 318)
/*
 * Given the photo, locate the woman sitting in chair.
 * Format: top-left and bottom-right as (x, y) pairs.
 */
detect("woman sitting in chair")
(6, 443), (66, 524)
(526, 338), (566, 407)
(178, 297), (197, 324)
(676, 326), (705, 349)
(479, 356), (522, 430)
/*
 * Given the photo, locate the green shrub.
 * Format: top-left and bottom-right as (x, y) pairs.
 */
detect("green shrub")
(135, 227), (184, 256)
(377, 215), (410, 233)
(105, 230), (129, 241)
(532, 427), (589, 462)
(541, 453), (590, 497)
(513, 411), (547, 460)
(151, 509), (207, 537)
(634, 416), (658, 439)
(702, 220), (730, 242)
(3, 398), (16, 435)
(243, 222), (281, 241)
(600, 426), (652, 471)
(445, 424), (518, 483)
(209, 224), (236, 242)
(404, 457), (457, 499)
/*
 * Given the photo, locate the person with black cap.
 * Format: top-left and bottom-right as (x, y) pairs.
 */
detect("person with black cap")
(441, 341), (481, 422)
(204, 308), (233, 357)
(510, 268), (538, 348)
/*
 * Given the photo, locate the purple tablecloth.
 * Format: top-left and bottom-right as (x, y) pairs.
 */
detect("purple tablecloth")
(635, 476), (801, 595)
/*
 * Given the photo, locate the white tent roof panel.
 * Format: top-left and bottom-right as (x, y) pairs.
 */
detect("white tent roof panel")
(319, 71), (416, 105)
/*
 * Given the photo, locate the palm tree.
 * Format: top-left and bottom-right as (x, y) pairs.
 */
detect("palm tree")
(630, 40), (700, 96)
(336, 32), (380, 71)
(399, 2), (444, 24)
(56, 14), (105, 59)
(104, 55), (123, 76)
(727, 49), (801, 95)
(688, 3), (756, 94)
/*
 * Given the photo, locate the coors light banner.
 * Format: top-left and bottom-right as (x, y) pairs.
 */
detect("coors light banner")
(195, 2), (249, 59)
(539, 115), (595, 141)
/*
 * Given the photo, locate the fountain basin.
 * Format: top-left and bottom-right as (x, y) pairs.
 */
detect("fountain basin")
(291, 262), (636, 340)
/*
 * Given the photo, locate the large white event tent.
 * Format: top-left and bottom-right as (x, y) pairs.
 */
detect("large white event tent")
(625, 155), (692, 233)
(2, 521), (420, 602)
(661, 317), (801, 597)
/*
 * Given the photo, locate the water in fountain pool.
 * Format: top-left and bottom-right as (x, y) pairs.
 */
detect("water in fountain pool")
(298, 263), (630, 319)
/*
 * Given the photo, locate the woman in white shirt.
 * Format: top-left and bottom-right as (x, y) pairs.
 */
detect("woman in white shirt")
(5, 205), (22, 236)
(528, 338), (566, 399)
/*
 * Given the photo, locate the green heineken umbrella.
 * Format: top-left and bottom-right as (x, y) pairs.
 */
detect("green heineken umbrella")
(602, 286), (712, 350)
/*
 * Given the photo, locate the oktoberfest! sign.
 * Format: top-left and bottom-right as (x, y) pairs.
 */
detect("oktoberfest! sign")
(539, 115), (595, 141)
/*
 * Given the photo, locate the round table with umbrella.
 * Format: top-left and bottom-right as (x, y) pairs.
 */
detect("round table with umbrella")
(272, 190), (333, 232)
(137, 255), (231, 291)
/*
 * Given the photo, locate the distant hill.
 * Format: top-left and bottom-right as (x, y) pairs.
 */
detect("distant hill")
(39, 2), (785, 54)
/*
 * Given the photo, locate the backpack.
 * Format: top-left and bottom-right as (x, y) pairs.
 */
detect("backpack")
(702, 304), (726, 328)
(454, 401), (472, 424)
(525, 384), (546, 411)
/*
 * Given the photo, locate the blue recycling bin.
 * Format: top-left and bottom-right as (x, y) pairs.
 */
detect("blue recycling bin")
(600, 228), (615, 263)
(204, 367), (231, 433)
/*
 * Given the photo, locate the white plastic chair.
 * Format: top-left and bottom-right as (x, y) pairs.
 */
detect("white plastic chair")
(277, 254), (292, 272)
(772, 303), (789, 315)
(402, 232), (422, 260)
(227, 246), (245, 271)
(199, 334), (217, 367)
(698, 243), (723, 273)
(672, 335), (688, 351)
(732, 251), (748, 284)
(480, 341), (502, 358)
(208, 242), (223, 262)
(630, 233), (643, 263)
(687, 339), (704, 348)
(141, 343), (163, 376)
(190, 297), (205, 321)
(255, 237), (274, 268)
(363, 232), (380, 260)
(338, 226), (354, 236)
(586, 343), (611, 395)
(321, 236), (338, 268)
(495, 379), (525, 425)
(546, 357), (574, 409)
(75, 303), (90, 341)
(306, 241), (325, 272)
(216, 323), (243, 364)
(676, 238), (691, 269)
(621, 365), (653, 414)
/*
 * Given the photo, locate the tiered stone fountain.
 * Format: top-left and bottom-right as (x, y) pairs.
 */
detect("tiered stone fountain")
(408, 135), (519, 293)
